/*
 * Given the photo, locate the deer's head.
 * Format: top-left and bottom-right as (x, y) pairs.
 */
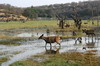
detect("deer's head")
(38, 34), (44, 39)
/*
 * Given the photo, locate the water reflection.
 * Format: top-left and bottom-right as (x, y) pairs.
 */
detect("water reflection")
(86, 42), (95, 48)
(85, 37), (96, 48)
(1, 36), (100, 66)
(74, 36), (98, 50)
(45, 46), (60, 55)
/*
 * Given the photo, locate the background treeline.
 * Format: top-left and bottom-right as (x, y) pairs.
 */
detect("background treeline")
(0, 0), (100, 19)
(0, 4), (24, 15)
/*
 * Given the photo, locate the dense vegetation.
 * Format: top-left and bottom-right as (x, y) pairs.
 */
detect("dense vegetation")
(0, 1), (100, 19)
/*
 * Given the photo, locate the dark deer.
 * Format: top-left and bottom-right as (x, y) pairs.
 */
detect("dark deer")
(82, 29), (95, 36)
(38, 34), (61, 48)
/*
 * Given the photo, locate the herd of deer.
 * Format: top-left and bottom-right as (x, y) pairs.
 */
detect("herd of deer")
(38, 29), (95, 49)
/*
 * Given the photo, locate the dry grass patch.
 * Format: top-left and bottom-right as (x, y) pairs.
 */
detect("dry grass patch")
(0, 57), (8, 65)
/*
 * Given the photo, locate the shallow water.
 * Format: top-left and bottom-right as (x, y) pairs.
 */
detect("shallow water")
(0, 29), (100, 66)
(0, 36), (100, 66)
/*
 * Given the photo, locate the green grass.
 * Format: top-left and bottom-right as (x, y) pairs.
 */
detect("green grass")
(0, 20), (58, 29)
(0, 20), (99, 30)
(10, 60), (41, 66)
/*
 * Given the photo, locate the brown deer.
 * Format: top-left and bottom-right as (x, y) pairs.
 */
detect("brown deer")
(38, 34), (61, 48)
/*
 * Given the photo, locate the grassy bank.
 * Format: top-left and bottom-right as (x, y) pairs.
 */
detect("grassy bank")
(10, 52), (100, 66)
(0, 20), (99, 30)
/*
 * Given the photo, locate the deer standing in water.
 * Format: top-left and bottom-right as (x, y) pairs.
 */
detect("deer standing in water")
(38, 34), (61, 48)
(82, 29), (95, 42)
(82, 29), (95, 36)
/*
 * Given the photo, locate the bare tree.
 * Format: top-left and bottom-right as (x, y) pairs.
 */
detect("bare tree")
(71, 7), (82, 30)
(56, 14), (66, 29)
(51, 6), (67, 29)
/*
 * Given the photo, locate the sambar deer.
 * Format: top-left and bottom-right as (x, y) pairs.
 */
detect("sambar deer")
(38, 34), (61, 48)
(82, 29), (95, 36)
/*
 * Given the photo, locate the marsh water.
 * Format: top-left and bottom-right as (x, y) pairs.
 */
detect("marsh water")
(0, 28), (100, 66)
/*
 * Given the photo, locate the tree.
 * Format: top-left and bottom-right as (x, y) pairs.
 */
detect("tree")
(71, 7), (82, 30)
(22, 7), (38, 19)
(56, 13), (66, 29)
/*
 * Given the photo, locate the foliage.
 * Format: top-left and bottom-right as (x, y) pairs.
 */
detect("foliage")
(1, 1), (100, 19)
(22, 7), (52, 19)
(0, 4), (24, 15)
(22, 7), (38, 19)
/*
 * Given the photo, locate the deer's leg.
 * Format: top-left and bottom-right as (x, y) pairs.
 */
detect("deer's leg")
(94, 34), (96, 42)
(50, 43), (52, 49)
(85, 37), (86, 42)
(45, 43), (47, 49)
(88, 35), (89, 41)
(57, 43), (61, 48)
(75, 39), (77, 44)
(45, 46), (47, 50)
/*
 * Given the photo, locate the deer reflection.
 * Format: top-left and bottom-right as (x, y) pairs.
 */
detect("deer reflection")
(82, 37), (96, 50)
(86, 42), (95, 48)
(85, 37), (96, 49)
(45, 46), (60, 55)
